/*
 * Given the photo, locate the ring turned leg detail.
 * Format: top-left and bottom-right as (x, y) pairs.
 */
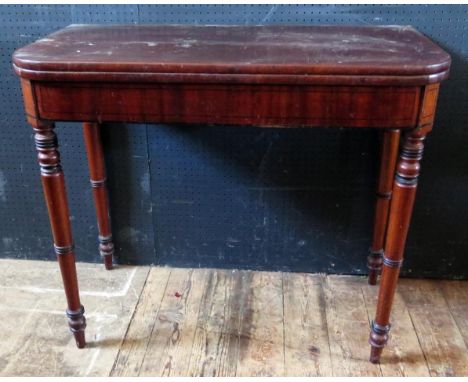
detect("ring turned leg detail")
(32, 120), (87, 348)
(369, 127), (429, 363)
(368, 129), (401, 285)
(83, 122), (114, 270)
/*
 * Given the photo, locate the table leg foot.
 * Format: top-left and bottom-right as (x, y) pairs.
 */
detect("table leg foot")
(102, 253), (113, 270)
(369, 320), (389, 363)
(369, 346), (383, 364)
(367, 272), (378, 286)
(367, 249), (383, 285)
(67, 305), (87, 348)
(74, 331), (86, 349)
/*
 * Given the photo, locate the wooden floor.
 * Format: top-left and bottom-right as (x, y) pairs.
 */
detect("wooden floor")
(111, 268), (468, 377)
(0, 260), (467, 376)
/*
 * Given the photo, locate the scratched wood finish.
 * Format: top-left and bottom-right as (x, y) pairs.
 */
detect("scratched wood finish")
(108, 269), (468, 377)
(3, 265), (468, 376)
(187, 269), (245, 377)
(237, 271), (285, 377)
(398, 280), (468, 377)
(13, 25), (451, 84)
(439, 280), (468, 347)
(111, 267), (171, 376)
(137, 268), (208, 377)
(283, 273), (332, 376)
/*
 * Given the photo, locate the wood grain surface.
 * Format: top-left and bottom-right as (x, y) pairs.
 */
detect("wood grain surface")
(108, 268), (468, 377)
(1, 261), (466, 377)
(13, 25), (450, 85)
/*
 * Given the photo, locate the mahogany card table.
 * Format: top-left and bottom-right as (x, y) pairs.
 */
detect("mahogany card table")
(12, 25), (450, 363)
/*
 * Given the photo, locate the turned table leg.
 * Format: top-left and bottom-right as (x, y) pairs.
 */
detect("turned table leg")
(83, 122), (114, 270)
(369, 127), (429, 363)
(368, 129), (400, 285)
(32, 120), (86, 348)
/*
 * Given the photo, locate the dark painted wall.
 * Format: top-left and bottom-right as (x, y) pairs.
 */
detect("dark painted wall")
(0, 5), (467, 279)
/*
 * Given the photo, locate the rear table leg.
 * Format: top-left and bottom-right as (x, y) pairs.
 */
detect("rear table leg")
(83, 122), (114, 270)
(368, 129), (400, 285)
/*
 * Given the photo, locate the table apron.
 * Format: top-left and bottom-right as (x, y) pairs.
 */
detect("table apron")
(31, 82), (422, 128)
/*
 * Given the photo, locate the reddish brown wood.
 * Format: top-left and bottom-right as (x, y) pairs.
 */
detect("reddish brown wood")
(83, 122), (114, 270)
(12, 25), (450, 85)
(13, 26), (450, 356)
(369, 82), (440, 362)
(368, 129), (401, 285)
(32, 119), (86, 348)
(369, 125), (432, 363)
(20, 78), (38, 120)
(418, 83), (440, 126)
(33, 82), (421, 128)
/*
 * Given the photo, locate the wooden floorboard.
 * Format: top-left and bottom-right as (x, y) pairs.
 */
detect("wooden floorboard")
(439, 280), (468, 349)
(399, 279), (468, 377)
(324, 275), (382, 377)
(236, 271), (285, 377)
(187, 269), (244, 377)
(138, 268), (208, 377)
(111, 267), (171, 377)
(283, 272), (332, 376)
(2, 260), (468, 377)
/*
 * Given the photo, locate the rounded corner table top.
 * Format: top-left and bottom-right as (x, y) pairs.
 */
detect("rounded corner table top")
(13, 24), (451, 85)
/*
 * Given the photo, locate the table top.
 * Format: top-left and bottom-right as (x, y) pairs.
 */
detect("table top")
(13, 24), (450, 85)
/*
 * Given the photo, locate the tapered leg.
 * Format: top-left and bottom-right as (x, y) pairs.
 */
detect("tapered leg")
(32, 120), (86, 348)
(368, 129), (401, 285)
(369, 127), (429, 363)
(83, 122), (114, 270)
